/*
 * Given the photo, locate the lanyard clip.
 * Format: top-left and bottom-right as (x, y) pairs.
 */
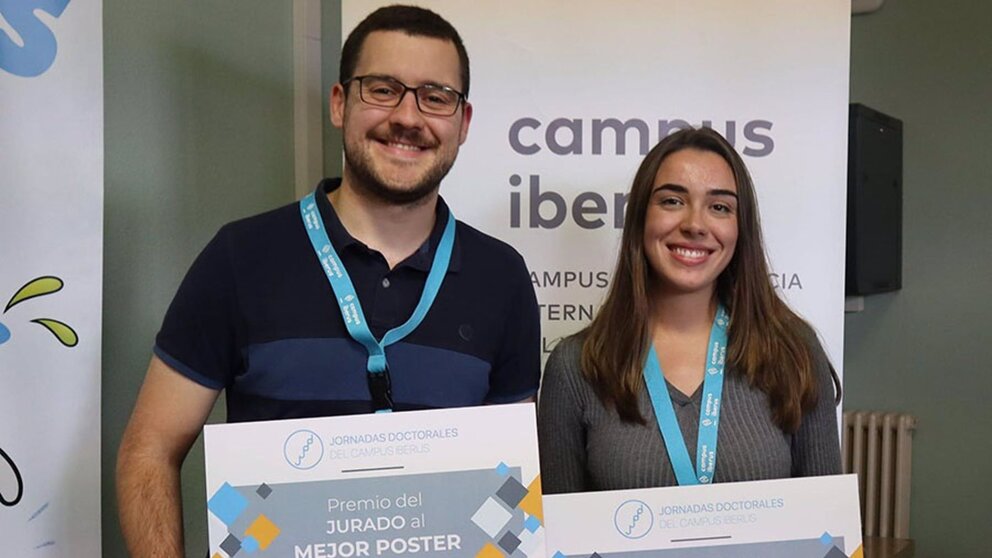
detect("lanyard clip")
(367, 369), (393, 412)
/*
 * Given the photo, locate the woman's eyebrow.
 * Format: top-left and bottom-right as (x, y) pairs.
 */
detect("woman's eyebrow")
(709, 188), (738, 199)
(651, 183), (687, 195)
(650, 183), (738, 199)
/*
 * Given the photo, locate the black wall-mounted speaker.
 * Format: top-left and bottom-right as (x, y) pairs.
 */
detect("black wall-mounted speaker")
(846, 103), (903, 295)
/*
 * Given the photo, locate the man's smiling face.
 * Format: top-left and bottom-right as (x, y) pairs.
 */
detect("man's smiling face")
(331, 31), (472, 205)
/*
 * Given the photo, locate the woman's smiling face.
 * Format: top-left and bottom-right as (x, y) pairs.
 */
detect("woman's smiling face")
(643, 148), (739, 297)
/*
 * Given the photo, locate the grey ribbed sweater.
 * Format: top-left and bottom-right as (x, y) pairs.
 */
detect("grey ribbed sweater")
(538, 334), (841, 494)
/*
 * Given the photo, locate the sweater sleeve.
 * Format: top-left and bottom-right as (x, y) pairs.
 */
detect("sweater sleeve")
(791, 336), (842, 476)
(537, 336), (589, 494)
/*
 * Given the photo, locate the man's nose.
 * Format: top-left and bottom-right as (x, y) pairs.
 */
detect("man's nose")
(388, 90), (425, 128)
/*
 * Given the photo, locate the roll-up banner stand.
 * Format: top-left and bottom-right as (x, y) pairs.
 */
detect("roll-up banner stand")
(1, 1), (104, 554)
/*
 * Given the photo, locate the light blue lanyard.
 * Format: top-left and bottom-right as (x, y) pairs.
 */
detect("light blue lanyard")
(643, 305), (729, 485)
(299, 190), (456, 410)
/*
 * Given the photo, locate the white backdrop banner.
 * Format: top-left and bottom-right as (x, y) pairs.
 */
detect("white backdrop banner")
(0, 0), (103, 555)
(342, 1), (849, 375)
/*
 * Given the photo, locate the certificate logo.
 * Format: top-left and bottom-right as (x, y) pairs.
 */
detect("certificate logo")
(283, 429), (323, 470)
(614, 499), (653, 539)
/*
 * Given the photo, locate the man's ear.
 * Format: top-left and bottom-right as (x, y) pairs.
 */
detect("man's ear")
(330, 82), (346, 129)
(458, 101), (473, 145)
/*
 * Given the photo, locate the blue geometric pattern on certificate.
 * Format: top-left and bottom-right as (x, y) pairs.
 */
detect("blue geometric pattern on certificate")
(469, 463), (550, 557)
(211, 467), (542, 556)
(498, 530), (521, 553)
(823, 547), (849, 558)
(208, 482), (248, 526)
(496, 476), (528, 508)
(820, 531), (834, 545)
(471, 496), (513, 537)
(209, 483), (284, 556)
(220, 533), (241, 556)
(553, 536), (848, 557)
(242, 535), (259, 554)
(515, 522), (545, 557)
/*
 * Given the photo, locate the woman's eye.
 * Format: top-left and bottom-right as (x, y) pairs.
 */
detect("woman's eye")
(659, 197), (683, 206)
(712, 202), (734, 214)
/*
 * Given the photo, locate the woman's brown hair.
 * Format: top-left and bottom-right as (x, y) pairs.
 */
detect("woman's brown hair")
(580, 127), (840, 432)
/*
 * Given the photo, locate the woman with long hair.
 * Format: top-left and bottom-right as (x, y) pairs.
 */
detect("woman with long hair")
(538, 127), (841, 493)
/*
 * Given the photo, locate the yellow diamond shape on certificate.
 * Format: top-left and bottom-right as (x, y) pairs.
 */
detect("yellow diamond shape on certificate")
(476, 542), (505, 558)
(245, 514), (280, 549)
(519, 475), (543, 522)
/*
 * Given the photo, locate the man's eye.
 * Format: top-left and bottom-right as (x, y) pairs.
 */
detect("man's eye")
(370, 86), (398, 96)
(420, 89), (456, 106)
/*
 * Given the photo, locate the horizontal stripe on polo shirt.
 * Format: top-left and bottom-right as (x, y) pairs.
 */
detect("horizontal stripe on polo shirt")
(239, 338), (490, 404)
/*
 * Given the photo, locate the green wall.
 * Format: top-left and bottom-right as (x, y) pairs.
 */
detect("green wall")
(322, 4), (344, 178)
(845, 1), (992, 556)
(102, 2), (295, 555)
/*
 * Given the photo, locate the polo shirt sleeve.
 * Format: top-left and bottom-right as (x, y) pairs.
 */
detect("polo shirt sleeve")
(485, 262), (541, 403)
(153, 226), (241, 390)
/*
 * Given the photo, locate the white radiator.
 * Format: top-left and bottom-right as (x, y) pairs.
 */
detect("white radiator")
(841, 411), (917, 539)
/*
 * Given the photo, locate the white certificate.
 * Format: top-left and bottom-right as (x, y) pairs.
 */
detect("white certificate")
(544, 475), (862, 558)
(204, 404), (545, 558)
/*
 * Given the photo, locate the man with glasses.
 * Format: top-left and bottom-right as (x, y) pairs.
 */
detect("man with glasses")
(117, 5), (540, 555)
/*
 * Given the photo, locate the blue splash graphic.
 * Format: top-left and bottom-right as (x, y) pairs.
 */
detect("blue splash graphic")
(0, 0), (72, 77)
(28, 502), (49, 521)
(0, 321), (10, 345)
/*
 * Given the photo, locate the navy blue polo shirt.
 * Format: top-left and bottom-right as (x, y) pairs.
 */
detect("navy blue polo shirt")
(155, 178), (540, 422)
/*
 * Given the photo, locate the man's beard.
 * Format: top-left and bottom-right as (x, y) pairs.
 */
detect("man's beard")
(343, 133), (456, 206)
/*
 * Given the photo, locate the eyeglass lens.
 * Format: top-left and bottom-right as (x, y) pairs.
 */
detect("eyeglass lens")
(359, 76), (460, 116)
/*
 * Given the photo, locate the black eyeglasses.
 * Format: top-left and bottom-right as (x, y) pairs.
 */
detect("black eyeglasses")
(343, 75), (466, 117)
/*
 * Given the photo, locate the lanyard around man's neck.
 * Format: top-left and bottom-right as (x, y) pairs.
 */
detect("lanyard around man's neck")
(299, 189), (456, 412)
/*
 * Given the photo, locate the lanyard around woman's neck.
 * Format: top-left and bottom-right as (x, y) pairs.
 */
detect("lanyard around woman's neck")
(299, 189), (456, 413)
(642, 305), (730, 485)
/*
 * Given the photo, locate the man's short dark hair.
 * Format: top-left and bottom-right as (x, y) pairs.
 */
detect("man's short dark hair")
(340, 5), (470, 98)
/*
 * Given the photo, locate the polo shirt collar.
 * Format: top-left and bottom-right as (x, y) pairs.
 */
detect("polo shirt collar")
(314, 178), (461, 273)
